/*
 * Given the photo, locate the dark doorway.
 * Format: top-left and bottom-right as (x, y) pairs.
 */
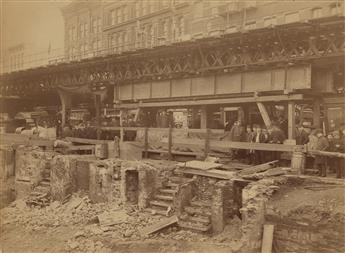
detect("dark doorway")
(125, 170), (139, 204)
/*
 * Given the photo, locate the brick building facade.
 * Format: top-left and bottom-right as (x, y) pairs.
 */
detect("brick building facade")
(61, 0), (344, 60)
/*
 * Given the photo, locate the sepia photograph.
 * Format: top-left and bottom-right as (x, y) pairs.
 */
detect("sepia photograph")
(0, 0), (344, 252)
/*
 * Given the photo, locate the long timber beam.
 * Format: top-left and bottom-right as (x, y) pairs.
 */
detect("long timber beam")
(116, 94), (305, 109)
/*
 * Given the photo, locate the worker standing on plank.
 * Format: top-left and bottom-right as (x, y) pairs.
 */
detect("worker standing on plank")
(314, 129), (330, 177)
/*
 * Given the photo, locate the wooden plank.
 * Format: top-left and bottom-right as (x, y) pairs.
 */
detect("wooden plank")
(67, 145), (95, 151)
(257, 102), (272, 128)
(287, 101), (296, 140)
(65, 137), (108, 145)
(308, 150), (345, 158)
(204, 128), (210, 158)
(261, 224), (274, 253)
(176, 167), (233, 179)
(178, 160), (223, 170)
(140, 215), (178, 236)
(116, 94), (305, 109)
(147, 149), (202, 157)
(160, 138), (304, 152)
(238, 160), (278, 176)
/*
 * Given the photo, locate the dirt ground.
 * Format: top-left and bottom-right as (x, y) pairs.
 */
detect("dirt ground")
(0, 192), (242, 253)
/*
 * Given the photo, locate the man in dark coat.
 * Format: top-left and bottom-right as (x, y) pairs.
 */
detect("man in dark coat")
(253, 125), (267, 164)
(314, 129), (330, 177)
(268, 123), (286, 161)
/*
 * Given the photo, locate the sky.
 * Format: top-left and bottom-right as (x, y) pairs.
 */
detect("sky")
(1, 0), (70, 54)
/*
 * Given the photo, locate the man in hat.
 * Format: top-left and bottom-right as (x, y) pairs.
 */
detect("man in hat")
(330, 130), (344, 178)
(300, 122), (312, 145)
(314, 129), (329, 177)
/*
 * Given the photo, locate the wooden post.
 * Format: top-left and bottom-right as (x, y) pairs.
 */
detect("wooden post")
(257, 102), (272, 128)
(313, 98), (321, 129)
(204, 128), (210, 159)
(191, 108), (198, 128)
(288, 101), (296, 141)
(95, 94), (101, 140)
(58, 90), (72, 127)
(119, 110), (124, 142)
(144, 127), (148, 158)
(261, 224), (274, 253)
(200, 106), (207, 129)
(168, 126), (172, 160)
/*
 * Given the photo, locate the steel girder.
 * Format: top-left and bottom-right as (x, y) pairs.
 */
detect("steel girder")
(0, 18), (344, 97)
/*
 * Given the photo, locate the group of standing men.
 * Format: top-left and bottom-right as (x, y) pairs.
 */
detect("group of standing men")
(296, 121), (345, 178)
(220, 120), (286, 165)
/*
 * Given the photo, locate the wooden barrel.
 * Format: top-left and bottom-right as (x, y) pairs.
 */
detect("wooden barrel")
(95, 143), (108, 159)
(291, 152), (306, 174)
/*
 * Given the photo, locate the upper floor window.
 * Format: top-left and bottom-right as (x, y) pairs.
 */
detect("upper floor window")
(194, 1), (203, 19)
(92, 17), (101, 33)
(285, 12), (299, 23)
(312, 8), (322, 19)
(135, 1), (141, 17)
(176, 16), (185, 37)
(110, 10), (116, 25)
(123, 6), (128, 21)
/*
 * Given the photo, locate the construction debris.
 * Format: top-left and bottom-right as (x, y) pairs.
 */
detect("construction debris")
(139, 215), (178, 236)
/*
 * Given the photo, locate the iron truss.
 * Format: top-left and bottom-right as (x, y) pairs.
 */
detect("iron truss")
(1, 17), (344, 97)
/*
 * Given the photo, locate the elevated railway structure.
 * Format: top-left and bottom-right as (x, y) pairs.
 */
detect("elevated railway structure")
(1, 16), (344, 144)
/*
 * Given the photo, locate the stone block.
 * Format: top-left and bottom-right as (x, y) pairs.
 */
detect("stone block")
(0, 146), (15, 179)
(50, 155), (96, 201)
(15, 180), (33, 199)
(15, 146), (55, 186)
(120, 161), (158, 209)
(89, 159), (122, 203)
(0, 177), (15, 208)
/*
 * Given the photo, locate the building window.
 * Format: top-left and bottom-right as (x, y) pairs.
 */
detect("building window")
(176, 16), (185, 37)
(194, 1), (203, 19)
(135, 1), (141, 17)
(110, 10), (116, 25)
(123, 6), (128, 21)
(263, 16), (277, 27)
(245, 21), (256, 30)
(92, 18), (100, 33)
(285, 12), (299, 23)
(312, 8), (322, 19)
(85, 23), (89, 37)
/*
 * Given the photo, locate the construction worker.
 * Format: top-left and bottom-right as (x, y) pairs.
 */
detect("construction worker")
(314, 129), (330, 177)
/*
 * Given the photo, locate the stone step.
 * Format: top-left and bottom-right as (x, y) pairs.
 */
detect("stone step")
(184, 206), (211, 216)
(190, 200), (212, 208)
(155, 194), (174, 201)
(159, 188), (177, 195)
(178, 220), (211, 232)
(150, 200), (173, 208)
(144, 207), (169, 216)
(180, 214), (210, 224)
(165, 182), (179, 188)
